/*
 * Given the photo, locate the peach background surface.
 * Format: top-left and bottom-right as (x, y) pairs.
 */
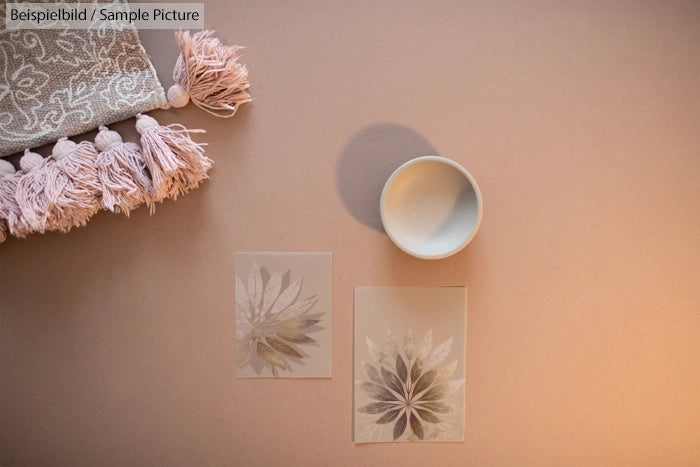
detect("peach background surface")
(1, 1), (699, 465)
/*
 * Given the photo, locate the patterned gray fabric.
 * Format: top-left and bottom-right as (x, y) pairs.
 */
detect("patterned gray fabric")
(0, 1), (166, 158)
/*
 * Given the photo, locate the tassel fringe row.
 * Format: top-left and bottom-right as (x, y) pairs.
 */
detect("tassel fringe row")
(0, 116), (210, 242)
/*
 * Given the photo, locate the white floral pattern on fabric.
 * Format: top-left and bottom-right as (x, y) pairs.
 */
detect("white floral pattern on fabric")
(0, 1), (166, 158)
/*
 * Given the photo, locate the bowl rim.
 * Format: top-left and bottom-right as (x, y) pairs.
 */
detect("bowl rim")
(380, 155), (483, 260)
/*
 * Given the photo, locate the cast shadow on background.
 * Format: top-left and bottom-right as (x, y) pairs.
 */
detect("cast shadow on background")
(336, 123), (438, 233)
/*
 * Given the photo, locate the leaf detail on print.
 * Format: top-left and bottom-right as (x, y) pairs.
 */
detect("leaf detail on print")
(426, 336), (453, 368)
(278, 318), (320, 330)
(235, 265), (322, 376)
(443, 379), (465, 398)
(396, 354), (408, 383)
(393, 412), (407, 440)
(359, 422), (380, 441)
(358, 402), (396, 414)
(357, 328), (463, 442)
(235, 275), (249, 309)
(266, 337), (303, 359)
(276, 331), (315, 344)
(436, 360), (458, 383)
(418, 329), (433, 360)
(409, 412), (424, 439)
(262, 270), (282, 312)
(256, 341), (285, 370)
(362, 361), (384, 385)
(403, 328), (415, 361)
(271, 278), (303, 315)
(366, 337), (383, 363)
(248, 263), (263, 308)
(384, 329), (399, 360)
(236, 340), (251, 365)
(419, 383), (447, 402)
(381, 367), (404, 397)
(361, 381), (396, 402)
(276, 295), (316, 321)
(410, 358), (422, 384)
(420, 381), (464, 402)
(236, 315), (252, 340)
(376, 408), (402, 424)
(413, 369), (437, 396)
(414, 407), (441, 423)
(417, 401), (451, 414)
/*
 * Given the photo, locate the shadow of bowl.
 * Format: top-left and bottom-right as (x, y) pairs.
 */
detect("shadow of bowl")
(336, 123), (437, 232)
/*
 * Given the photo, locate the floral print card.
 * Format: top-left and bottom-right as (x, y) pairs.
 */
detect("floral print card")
(354, 287), (466, 443)
(236, 252), (332, 378)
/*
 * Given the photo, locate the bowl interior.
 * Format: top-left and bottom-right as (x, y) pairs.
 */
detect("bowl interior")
(381, 157), (481, 258)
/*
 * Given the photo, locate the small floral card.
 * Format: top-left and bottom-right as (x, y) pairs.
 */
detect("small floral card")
(354, 287), (466, 443)
(235, 252), (332, 378)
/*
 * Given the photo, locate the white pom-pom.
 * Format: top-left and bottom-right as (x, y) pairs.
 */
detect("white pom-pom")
(167, 83), (190, 108)
(20, 149), (44, 172)
(0, 159), (15, 176)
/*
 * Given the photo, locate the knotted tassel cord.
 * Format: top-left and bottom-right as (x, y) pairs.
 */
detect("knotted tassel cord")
(169, 30), (251, 117)
(136, 113), (212, 202)
(95, 126), (155, 216)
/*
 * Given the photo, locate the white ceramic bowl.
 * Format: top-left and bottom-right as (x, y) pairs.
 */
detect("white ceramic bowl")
(380, 156), (483, 259)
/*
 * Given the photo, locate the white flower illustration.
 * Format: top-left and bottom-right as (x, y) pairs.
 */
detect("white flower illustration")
(356, 329), (464, 442)
(236, 263), (322, 376)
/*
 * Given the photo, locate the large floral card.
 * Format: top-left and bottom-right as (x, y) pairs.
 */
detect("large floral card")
(235, 252), (332, 378)
(354, 287), (466, 443)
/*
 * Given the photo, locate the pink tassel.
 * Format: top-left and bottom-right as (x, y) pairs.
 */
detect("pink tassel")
(43, 139), (102, 232)
(167, 30), (251, 117)
(0, 159), (16, 243)
(15, 149), (65, 234)
(135, 113), (212, 201)
(11, 152), (43, 237)
(95, 126), (154, 215)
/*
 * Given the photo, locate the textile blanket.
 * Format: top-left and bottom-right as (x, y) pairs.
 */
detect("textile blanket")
(0, 1), (166, 158)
